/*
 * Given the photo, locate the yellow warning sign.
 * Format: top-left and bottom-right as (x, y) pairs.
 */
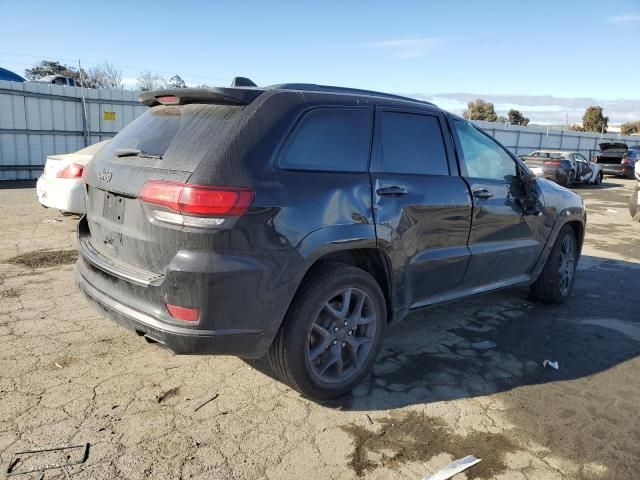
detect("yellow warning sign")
(103, 111), (116, 121)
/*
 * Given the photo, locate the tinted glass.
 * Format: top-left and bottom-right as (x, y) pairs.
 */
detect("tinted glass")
(376, 112), (449, 175)
(279, 108), (372, 172)
(99, 104), (244, 170)
(453, 120), (516, 181)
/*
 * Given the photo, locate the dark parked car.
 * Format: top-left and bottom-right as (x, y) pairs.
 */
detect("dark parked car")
(75, 82), (586, 399)
(595, 142), (636, 178)
(519, 150), (603, 186)
(621, 146), (640, 180)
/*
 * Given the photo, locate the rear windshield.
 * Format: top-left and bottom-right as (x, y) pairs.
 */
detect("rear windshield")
(100, 104), (244, 170)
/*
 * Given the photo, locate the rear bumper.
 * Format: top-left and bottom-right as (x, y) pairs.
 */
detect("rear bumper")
(74, 215), (297, 357)
(74, 260), (270, 356)
(600, 164), (633, 177)
(36, 176), (86, 214)
(538, 167), (570, 185)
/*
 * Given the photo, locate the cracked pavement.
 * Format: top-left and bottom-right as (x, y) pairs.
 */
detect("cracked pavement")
(1, 178), (639, 479)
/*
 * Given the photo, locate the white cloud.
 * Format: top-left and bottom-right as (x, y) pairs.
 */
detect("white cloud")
(365, 37), (445, 59)
(411, 93), (640, 125)
(606, 14), (640, 24)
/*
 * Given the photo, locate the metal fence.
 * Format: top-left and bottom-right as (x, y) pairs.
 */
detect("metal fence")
(475, 120), (640, 159)
(1, 80), (639, 180)
(0, 80), (146, 180)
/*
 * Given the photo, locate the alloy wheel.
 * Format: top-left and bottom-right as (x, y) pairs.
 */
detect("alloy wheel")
(558, 234), (576, 295)
(306, 287), (377, 384)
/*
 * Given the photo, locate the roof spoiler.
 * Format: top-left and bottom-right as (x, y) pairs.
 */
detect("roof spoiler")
(139, 87), (263, 107)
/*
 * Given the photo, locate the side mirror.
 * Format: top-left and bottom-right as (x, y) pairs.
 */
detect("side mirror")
(511, 172), (540, 215)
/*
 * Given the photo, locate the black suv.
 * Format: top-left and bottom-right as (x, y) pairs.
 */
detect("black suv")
(75, 82), (586, 399)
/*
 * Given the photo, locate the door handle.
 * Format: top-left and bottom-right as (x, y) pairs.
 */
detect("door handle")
(472, 188), (494, 199)
(376, 186), (408, 196)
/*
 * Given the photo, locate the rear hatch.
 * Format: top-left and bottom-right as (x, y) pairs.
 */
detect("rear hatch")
(597, 142), (627, 164)
(83, 99), (250, 275)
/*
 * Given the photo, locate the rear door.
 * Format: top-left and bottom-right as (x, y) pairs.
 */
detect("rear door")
(370, 108), (472, 307)
(450, 118), (546, 287)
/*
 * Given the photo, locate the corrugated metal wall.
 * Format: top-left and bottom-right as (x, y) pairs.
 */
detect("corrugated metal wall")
(474, 120), (640, 158)
(1, 81), (639, 180)
(0, 80), (146, 180)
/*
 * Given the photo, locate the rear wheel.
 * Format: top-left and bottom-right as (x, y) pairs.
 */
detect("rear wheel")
(530, 225), (578, 304)
(268, 263), (386, 399)
(563, 170), (575, 187)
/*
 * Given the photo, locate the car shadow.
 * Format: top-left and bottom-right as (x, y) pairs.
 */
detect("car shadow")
(249, 255), (640, 410)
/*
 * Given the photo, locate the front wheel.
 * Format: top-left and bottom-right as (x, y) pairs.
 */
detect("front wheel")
(530, 225), (578, 304)
(593, 171), (603, 185)
(268, 263), (386, 399)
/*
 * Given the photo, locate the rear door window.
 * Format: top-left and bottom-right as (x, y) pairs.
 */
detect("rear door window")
(374, 112), (449, 175)
(278, 108), (373, 172)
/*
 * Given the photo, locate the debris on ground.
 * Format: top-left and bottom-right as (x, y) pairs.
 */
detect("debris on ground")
(543, 360), (559, 369)
(471, 340), (497, 350)
(156, 386), (180, 403)
(41, 218), (62, 224)
(422, 455), (482, 480)
(5, 249), (78, 269)
(6, 443), (90, 477)
(193, 393), (219, 412)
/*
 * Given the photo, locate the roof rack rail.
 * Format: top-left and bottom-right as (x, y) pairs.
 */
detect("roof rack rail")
(266, 83), (434, 105)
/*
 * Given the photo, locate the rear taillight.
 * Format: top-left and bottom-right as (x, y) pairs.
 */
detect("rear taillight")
(166, 303), (199, 322)
(56, 163), (84, 179)
(621, 155), (631, 165)
(544, 160), (561, 166)
(138, 181), (253, 228)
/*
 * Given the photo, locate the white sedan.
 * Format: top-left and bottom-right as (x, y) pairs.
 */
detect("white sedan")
(36, 140), (109, 215)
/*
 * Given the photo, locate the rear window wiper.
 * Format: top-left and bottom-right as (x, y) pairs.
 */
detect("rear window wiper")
(115, 148), (163, 160)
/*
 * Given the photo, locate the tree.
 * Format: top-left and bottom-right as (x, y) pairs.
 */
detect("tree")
(508, 109), (529, 126)
(582, 106), (608, 133)
(24, 60), (76, 80)
(463, 99), (498, 122)
(88, 62), (123, 89)
(137, 71), (167, 91)
(621, 121), (640, 136)
(24, 60), (123, 89)
(167, 74), (187, 89)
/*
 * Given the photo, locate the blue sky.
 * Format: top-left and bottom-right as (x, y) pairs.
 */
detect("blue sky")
(2, 0), (639, 123)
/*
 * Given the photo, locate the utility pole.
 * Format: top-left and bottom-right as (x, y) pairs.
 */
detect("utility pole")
(78, 60), (89, 147)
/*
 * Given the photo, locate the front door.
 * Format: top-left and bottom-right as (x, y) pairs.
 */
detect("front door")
(449, 118), (545, 287)
(370, 108), (473, 311)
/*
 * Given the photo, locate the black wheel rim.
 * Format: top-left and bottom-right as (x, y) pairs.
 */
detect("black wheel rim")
(558, 235), (576, 295)
(306, 287), (377, 384)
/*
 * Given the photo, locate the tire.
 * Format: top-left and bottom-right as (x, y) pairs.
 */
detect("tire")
(594, 171), (603, 185)
(268, 262), (386, 399)
(563, 170), (575, 187)
(530, 225), (578, 304)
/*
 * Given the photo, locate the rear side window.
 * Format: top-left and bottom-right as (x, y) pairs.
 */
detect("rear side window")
(99, 104), (243, 170)
(376, 112), (449, 175)
(279, 108), (373, 172)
